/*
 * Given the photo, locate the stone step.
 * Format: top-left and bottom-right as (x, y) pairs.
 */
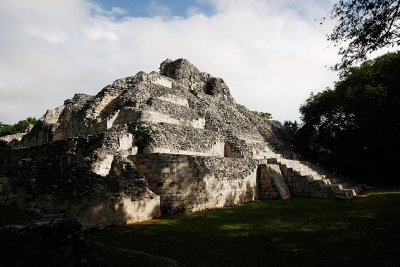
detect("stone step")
(285, 168), (330, 181)
(311, 174), (327, 180)
(330, 181), (351, 191)
(329, 183), (365, 200)
(347, 183), (365, 195)
(279, 159), (332, 176)
(333, 188), (357, 199)
(267, 157), (364, 200)
(313, 179), (332, 186)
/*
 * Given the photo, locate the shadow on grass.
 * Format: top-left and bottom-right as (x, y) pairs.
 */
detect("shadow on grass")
(88, 241), (180, 267)
(86, 190), (400, 267)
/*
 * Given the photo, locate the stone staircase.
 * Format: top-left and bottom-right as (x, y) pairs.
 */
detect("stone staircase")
(92, 86), (126, 119)
(261, 157), (365, 200)
(100, 97), (120, 119)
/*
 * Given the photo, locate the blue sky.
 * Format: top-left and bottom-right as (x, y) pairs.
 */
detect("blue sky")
(94, 0), (216, 18)
(0, 0), (395, 124)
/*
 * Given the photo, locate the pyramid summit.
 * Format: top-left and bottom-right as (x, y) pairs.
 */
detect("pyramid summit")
(0, 58), (364, 229)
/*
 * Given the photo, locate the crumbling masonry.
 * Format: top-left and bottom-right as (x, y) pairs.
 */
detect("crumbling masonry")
(0, 59), (365, 230)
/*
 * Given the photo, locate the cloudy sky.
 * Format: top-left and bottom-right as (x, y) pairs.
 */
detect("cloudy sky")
(0, 0), (391, 124)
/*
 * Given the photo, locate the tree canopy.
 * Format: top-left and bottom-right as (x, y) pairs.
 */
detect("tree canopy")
(298, 51), (400, 176)
(283, 120), (299, 135)
(326, 0), (400, 75)
(0, 117), (37, 137)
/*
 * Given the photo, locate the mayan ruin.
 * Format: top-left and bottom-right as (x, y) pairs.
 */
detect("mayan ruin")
(0, 58), (365, 230)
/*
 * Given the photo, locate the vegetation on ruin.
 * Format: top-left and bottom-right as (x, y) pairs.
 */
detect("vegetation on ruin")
(252, 110), (272, 119)
(0, 117), (37, 137)
(86, 186), (400, 267)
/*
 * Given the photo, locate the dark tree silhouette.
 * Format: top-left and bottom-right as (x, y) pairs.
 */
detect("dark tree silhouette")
(299, 51), (400, 177)
(325, 0), (400, 75)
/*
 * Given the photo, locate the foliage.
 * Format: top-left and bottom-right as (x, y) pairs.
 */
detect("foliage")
(86, 187), (400, 267)
(283, 120), (299, 135)
(325, 0), (400, 75)
(252, 111), (272, 119)
(0, 117), (37, 137)
(299, 51), (400, 176)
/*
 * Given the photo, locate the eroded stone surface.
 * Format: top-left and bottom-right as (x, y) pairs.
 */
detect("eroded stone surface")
(0, 58), (364, 229)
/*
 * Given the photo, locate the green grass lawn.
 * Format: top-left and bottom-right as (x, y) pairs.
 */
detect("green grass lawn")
(85, 186), (400, 267)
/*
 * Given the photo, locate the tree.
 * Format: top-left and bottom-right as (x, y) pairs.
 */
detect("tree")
(283, 120), (299, 135)
(252, 111), (272, 119)
(0, 117), (37, 137)
(299, 51), (400, 176)
(325, 0), (400, 75)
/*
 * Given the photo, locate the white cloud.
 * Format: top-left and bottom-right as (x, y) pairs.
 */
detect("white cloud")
(0, 0), (372, 124)
(186, 6), (202, 17)
(146, 1), (172, 18)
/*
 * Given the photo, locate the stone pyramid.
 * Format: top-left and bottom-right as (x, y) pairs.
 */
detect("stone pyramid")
(0, 59), (364, 230)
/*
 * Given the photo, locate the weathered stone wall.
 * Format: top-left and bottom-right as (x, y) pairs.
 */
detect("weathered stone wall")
(137, 123), (226, 157)
(0, 174), (159, 230)
(129, 154), (258, 213)
(138, 110), (205, 129)
(37, 196), (160, 230)
(0, 134), (161, 229)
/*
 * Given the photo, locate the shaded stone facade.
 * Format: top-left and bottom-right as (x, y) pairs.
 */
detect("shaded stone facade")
(0, 58), (364, 229)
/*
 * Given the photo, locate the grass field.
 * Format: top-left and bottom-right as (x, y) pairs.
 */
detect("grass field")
(85, 186), (400, 266)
